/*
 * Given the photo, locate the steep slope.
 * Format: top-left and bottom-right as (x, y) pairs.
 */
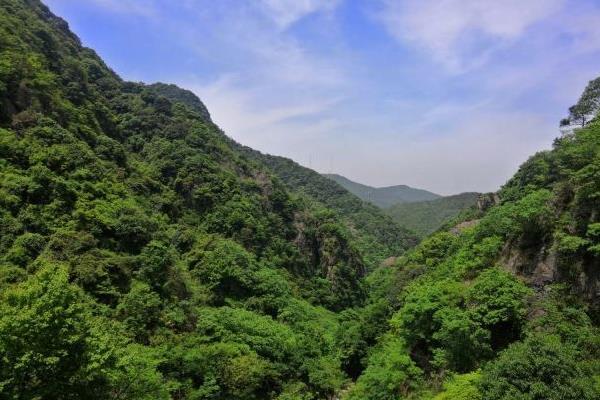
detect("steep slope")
(231, 148), (418, 266)
(386, 192), (480, 238)
(147, 82), (212, 123)
(0, 1), (373, 399)
(343, 83), (600, 399)
(324, 173), (440, 208)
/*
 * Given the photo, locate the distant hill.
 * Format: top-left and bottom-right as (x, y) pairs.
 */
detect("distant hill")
(385, 192), (480, 238)
(324, 173), (440, 208)
(234, 150), (419, 266)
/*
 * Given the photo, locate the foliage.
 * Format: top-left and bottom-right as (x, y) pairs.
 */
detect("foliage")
(0, 1), (373, 398)
(479, 334), (599, 400)
(235, 151), (419, 268)
(0, 263), (169, 399)
(432, 372), (482, 400)
(345, 336), (422, 400)
(1, 1), (600, 399)
(561, 76), (600, 127)
(350, 94), (600, 397)
(386, 192), (479, 238)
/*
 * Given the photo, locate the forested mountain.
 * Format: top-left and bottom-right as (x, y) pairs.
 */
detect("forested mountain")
(323, 172), (477, 240)
(0, 1), (599, 400)
(344, 83), (600, 398)
(324, 173), (441, 208)
(0, 1), (379, 398)
(386, 192), (480, 238)
(231, 148), (418, 266)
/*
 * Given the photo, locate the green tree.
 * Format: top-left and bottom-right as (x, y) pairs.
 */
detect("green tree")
(433, 372), (482, 400)
(346, 336), (422, 400)
(466, 268), (531, 349)
(480, 334), (599, 400)
(0, 264), (111, 398)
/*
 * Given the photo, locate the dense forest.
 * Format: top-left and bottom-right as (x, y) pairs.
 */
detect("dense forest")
(233, 148), (418, 267)
(0, 1), (599, 399)
(323, 174), (478, 240)
(385, 192), (480, 238)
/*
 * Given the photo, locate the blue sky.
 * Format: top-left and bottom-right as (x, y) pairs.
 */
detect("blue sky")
(45, 0), (600, 194)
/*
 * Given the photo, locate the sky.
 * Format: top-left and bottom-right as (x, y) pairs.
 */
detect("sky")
(44, 0), (600, 195)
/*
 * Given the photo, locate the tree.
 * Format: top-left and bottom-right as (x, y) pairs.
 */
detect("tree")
(346, 336), (422, 400)
(466, 268), (531, 350)
(479, 334), (599, 400)
(433, 372), (482, 400)
(562, 77), (600, 127)
(116, 280), (163, 343)
(0, 263), (111, 399)
(0, 263), (169, 400)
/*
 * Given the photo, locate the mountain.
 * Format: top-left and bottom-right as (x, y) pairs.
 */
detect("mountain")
(1, 1), (599, 400)
(324, 173), (441, 208)
(0, 1), (380, 398)
(386, 192), (480, 238)
(344, 84), (600, 399)
(232, 149), (418, 267)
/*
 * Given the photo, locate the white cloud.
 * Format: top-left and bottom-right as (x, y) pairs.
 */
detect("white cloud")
(378, 0), (564, 71)
(235, 30), (344, 87)
(259, 0), (341, 29)
(47, 0), (600, 194)
(562, 13), (600, 54)
(50, 0), (158, 17)
(160, 0), (348, 159)
(186, 76), (339, 132)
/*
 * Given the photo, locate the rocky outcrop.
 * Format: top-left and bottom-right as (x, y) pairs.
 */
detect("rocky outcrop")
(476, 192), (500, 212)
(499, 236), (600, 308)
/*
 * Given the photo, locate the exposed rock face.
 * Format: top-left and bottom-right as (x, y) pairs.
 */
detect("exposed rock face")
(450, 219), (480, 235)
(476, 192), (500, 212)
(381, 256), (398, 267)
(500, 241), (556, 288)
(499, 236), (600, 306)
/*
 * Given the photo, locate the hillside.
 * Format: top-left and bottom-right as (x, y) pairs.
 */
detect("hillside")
(0, 1), (376, 398)
(342, 83), (600, 399)
(324, 173), (441, 208)
(1, 1), (599, 400)
(386, 192), (480, 238)
(233, 148), (418, 266)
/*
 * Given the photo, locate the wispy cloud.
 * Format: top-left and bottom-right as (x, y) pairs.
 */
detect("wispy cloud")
(159, 1), (348, 159)
(259, 0), (341, 29)
(81, 0), (158, 17)
(377, 0), (564, 72)
(44, 0), (600, 194)
(184, 75), (342, 137)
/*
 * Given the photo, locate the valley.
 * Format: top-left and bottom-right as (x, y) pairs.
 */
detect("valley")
(0, 1), (598, 400)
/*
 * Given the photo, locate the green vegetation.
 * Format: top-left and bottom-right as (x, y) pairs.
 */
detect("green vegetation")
(0, 1), (372, 398)
(235, 151), (418, 267)
(324, 173), (440, 208)
(1, 1), (599, 399)
(561, 76), (600, 128)
(386, 192), (480, 238)
(343, 110), (600, 398)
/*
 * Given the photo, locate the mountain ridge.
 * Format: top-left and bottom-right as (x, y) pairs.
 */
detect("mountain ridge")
(386, 191), (480, 238)
(0, 1), (377, 397)
(323, 173), (441, 208)
(0, 1), (598, 399)
(228, 147), (419, 267)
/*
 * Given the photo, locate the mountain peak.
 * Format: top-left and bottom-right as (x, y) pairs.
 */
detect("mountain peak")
(146, 82), (212, 123)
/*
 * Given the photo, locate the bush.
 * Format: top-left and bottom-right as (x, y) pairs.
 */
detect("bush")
(480, 334), (599, 400)
(346, 336), (422, 400)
